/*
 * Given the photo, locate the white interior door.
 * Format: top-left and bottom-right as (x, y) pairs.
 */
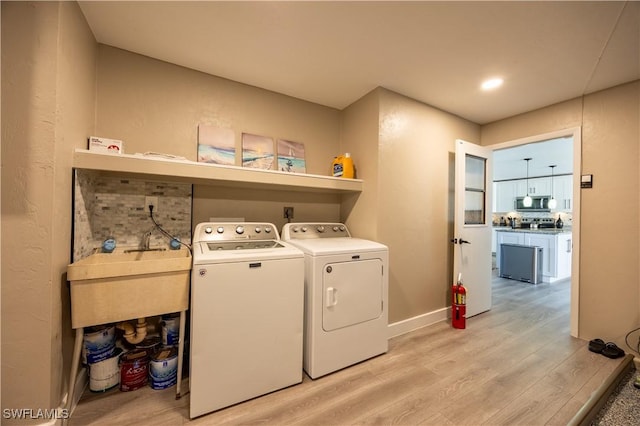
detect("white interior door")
(454, 139), (493, 318)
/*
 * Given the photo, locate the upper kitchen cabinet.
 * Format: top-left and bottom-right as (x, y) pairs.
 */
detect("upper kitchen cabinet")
(494, 180), (518, 212)
(520, 176), (550, 197)
(551, 174), (573, 212)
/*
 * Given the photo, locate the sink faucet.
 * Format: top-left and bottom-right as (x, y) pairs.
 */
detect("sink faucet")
(141, 227), (154, 250)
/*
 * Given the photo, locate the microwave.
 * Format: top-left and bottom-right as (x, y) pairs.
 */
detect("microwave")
(515, 196), (551, 212)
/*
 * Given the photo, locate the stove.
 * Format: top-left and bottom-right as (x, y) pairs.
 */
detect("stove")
(520, 217), (556, 229)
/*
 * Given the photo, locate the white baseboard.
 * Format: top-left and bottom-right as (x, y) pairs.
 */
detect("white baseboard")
(388, 307), (449, 338)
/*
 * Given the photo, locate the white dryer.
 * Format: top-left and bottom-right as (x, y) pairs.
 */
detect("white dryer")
(281, 223), (388, 379)
(190, 222), (304, 418)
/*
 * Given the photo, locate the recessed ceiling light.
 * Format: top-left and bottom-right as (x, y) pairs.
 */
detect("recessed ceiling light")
(481, 78), (503, 91)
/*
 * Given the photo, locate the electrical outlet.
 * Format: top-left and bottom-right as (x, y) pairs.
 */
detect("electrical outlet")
(145, 196), (158, 213)
(283, 206), (294, 219)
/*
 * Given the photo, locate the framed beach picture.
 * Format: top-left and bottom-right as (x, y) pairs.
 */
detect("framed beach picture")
(197, 125), (236, 165)
(277, 139), (306, 173)
(242, 133), (275, 170)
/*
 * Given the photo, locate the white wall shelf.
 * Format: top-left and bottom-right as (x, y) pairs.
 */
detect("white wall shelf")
(73, 149), (363, 194)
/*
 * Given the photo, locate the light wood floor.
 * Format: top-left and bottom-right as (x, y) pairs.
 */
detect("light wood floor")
(70, 276), (623, 425)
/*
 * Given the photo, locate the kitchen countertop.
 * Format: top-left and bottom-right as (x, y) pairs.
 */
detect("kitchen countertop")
(494, 226), (572, 235)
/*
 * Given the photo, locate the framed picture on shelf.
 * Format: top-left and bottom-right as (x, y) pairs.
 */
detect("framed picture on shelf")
(277, 139), (306, 173)
(197, 125), (236, 165)
(242, 133), (275, 170)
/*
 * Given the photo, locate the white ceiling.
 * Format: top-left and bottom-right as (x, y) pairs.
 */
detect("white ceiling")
(78, 1), (639, 125)
(493, 137), (573, 181)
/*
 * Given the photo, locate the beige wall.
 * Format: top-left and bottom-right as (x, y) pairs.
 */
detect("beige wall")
(342, 88), (481, 324)
(1, 0), (96, 420)
(376, 90), (480, 323)
(481, 81), (640, 344)
(95, 45), (341, 173)
(340, 89), (381, 239)
(193, 187), (341, 232)
(96, 45), (343, 230)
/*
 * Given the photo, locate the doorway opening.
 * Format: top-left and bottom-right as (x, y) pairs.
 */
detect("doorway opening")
(488, 127), (581, 337)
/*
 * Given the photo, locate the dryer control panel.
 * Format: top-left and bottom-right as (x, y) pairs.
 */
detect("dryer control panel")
(282, 223), (351, 240)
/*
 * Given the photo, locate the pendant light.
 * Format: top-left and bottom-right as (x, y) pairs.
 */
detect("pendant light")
(523, 158), (533, 207)
(548, 165), (557, 209)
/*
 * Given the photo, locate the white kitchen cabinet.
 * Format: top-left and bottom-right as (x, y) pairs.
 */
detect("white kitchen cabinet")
(524, 231), (572, 282)
(491, 228), (501, 253)
(498, 231), (525, 246)
(491, 228), (496, 253)
(494, 180), (518, 212)
(552, 174), (573, 212)
(522, 176), (551, 196)
(556, 233), (572, 279)
(524, 233), (555, 278)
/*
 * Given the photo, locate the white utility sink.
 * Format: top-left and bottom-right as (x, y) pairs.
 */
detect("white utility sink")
(67, 247), (192, 328)
(67, 247), (192, 280)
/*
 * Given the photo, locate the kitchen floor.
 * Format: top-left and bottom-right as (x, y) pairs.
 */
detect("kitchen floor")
(70, 275), (623, 425)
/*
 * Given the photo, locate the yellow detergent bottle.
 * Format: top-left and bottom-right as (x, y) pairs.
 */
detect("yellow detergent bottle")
(332, 153), (355, 178)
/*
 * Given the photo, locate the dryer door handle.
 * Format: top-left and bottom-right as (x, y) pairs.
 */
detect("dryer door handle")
(326, 287), (338, 308)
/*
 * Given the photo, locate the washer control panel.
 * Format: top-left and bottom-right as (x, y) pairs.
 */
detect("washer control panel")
(194, 222), (277, 242)
(282, 223), (351, 240)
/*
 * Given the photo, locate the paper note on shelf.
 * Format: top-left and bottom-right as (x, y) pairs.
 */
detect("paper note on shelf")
(89, 136), (123, 154)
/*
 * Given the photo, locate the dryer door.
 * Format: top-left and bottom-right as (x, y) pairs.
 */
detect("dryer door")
(323, 259), (383, 331)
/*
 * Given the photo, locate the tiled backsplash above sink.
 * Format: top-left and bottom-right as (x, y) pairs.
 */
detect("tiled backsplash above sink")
(74, 170), (192, 261)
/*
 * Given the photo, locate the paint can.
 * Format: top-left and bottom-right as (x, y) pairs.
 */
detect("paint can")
(135, 336), (161, 356)
(83, 324), (116, 364)
(149, 346), (178, 390)
(89, 348), (122, 392)
(119, 349), (149, 392)
(161, 313), (180, 346)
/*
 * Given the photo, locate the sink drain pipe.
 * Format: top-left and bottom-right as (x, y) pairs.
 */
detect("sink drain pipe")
(117, 318), (148, 344)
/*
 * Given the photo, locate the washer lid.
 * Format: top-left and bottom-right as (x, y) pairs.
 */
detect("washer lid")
(285, 237), (387, 256)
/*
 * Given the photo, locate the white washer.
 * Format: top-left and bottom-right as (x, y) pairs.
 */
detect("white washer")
(281, 223), (388, 379)
(189, 222), (304, 418)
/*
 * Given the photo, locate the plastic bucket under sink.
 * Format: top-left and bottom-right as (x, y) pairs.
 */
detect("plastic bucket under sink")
(120, 349), (150, 392)
(161, 313), (180, 346)
(83, 324), (116, 364)
(89, 347), (122, 392)
(149, 346), (178, 390)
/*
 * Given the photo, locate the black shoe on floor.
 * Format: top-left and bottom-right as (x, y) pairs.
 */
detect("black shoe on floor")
(588, 338), (605, 353)
(601, 342), (625, 359)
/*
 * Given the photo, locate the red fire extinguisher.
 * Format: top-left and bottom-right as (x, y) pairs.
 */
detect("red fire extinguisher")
(452, 273), (466, 329)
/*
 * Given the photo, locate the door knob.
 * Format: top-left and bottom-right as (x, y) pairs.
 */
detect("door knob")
(451, 238), (471, 245)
